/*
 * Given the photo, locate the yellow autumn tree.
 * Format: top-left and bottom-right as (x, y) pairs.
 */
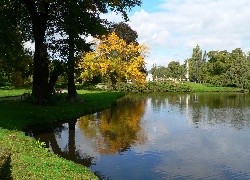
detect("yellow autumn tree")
(78, 32), (148, 88)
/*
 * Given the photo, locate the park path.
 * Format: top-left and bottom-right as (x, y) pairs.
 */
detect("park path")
(0, 96), (22, 101)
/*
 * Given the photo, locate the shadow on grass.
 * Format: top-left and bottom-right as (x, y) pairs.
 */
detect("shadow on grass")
(0, 148), (12, 180)
(0, 91), (124, 131)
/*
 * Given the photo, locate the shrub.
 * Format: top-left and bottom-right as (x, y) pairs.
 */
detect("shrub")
(76, 82), (98, 90)
(114, 81), (192, 93)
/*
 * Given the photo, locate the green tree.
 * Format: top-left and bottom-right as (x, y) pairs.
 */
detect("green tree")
(188, 44), (206, 83)
(207, 51), (229, 75)
(224, 48), (250, 88)
(0, 4), (33, 86)
(151, 66), (170, 81)
(110, 22), (138, 45)
(2, 0), (142, 104)
(168, 61), (186, 80)
(149, 64), (157, 80)
(206, 50), (229, 86)
(47, 1), (107, 101)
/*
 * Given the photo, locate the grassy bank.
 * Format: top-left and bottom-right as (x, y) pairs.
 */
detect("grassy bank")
(184, 82), (247, 92)
(0, 90), (124, 179)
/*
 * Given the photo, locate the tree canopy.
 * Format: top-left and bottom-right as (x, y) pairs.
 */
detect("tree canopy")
(0, 3), (33, 86)
(188, 44), (206, 82)
(78, 32), (147, 88)
(149, 45), (250, 89)
(149, 62), (185, 81)
(110, 22), (138, 45)
(1, 0), (142, 104)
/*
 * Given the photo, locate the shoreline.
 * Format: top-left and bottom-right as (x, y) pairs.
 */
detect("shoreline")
(0, 90), (124, 179)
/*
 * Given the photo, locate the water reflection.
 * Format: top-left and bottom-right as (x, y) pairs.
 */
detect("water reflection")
(32, 93), (250, 179)
(185, 93), (250, 130)
(77, 97), (147, 154)
(146, 93), (250, 130)
(34, 121), (94, 167)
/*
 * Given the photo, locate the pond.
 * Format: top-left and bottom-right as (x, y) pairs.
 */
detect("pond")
(31, 93), (250, 179)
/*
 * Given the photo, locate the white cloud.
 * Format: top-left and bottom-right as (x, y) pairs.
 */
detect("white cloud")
(126, 0), (250, 69)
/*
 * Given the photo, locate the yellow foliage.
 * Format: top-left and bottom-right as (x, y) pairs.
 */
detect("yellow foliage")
(78, 32), (148, 85)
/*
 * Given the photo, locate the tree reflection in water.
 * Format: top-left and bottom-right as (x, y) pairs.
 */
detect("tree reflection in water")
(32, 96), (146, 168)
(33, 121), (94, 167)
(147, 92), (250, 130)
(78, 96), (147, 155)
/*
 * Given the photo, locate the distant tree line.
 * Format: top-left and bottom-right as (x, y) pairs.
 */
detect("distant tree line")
(149, 45), (250, 89)
(149, 62), (186, 81)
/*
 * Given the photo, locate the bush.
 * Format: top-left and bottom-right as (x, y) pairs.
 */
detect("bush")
(0, 148), (12, 180)
(76, 82), (98, 90)
(115, 83), (138, 92)
(207, 75), (225, 87)
(114, 81), (192, 93)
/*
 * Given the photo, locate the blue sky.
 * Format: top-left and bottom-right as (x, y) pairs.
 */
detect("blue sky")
(129, 0), (164, 14)
(102, 0), (250, 70)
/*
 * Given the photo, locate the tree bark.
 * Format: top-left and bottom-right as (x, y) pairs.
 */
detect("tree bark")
(32, 42), (49, 104)
(22, 0), (49, 104)
(67, 30), (77, 101)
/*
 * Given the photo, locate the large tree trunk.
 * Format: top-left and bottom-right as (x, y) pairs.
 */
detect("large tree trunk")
(32, 42), (49, 104)
(23, 0), (50, 104)
(67, 34), (77, 101)
(48, 62), (64, 95)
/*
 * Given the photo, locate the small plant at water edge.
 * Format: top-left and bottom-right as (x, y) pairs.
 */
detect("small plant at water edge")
(35, 138), (49, 152)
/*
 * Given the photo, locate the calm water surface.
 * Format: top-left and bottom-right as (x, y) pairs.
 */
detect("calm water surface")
(32, 93), (250, 179)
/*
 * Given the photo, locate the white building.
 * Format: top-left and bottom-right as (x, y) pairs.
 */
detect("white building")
(146, 73), (153, 82)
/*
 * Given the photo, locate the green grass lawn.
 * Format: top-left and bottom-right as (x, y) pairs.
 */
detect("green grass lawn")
(0, 87), (30, 98)
(184, 82), (247, 92)
(0, 89), (124, 179)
